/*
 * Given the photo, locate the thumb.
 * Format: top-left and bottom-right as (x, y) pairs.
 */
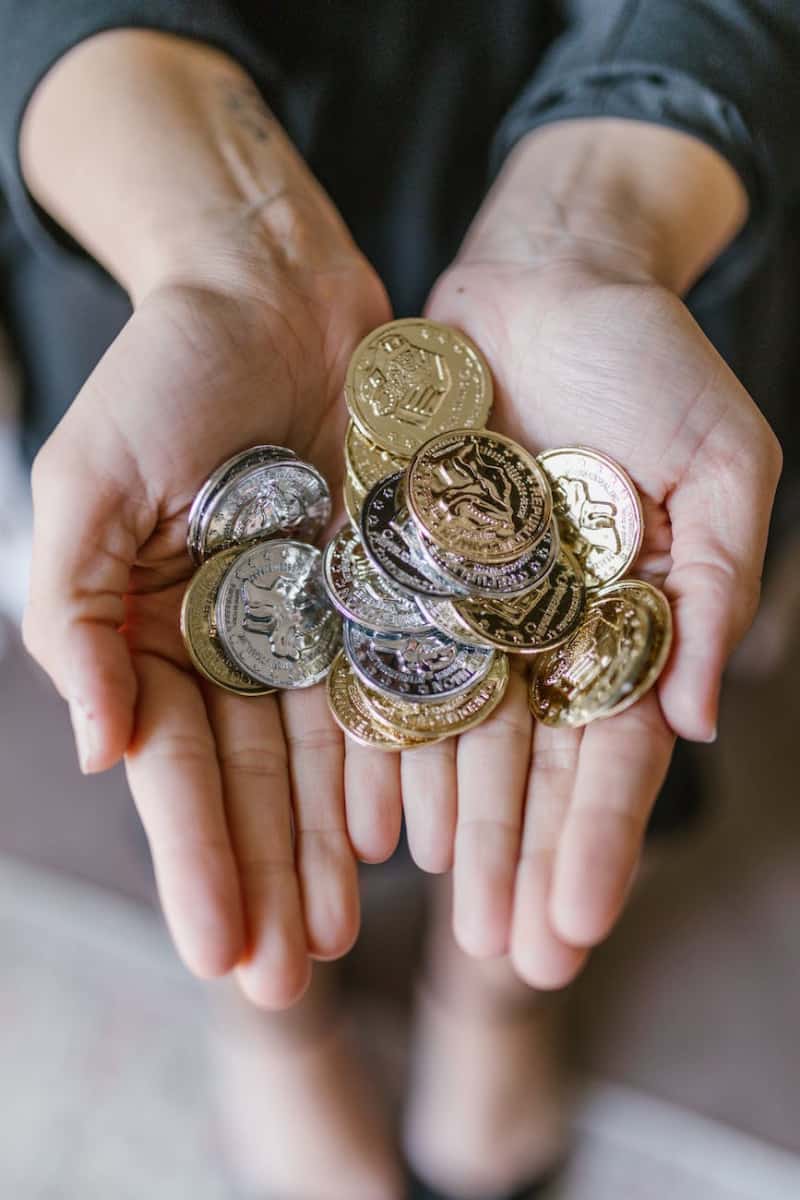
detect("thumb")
(23, 435), (144, 772)
(659, 407), (782, 742)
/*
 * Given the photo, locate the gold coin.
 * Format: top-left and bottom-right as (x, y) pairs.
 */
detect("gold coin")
(595, 579), (673, 719)
(180, 548), (275, 695)
(326, 651), (436, 750)
(415, 595), (494, 647)
(528, 580), (668, 727)
(343, 469), (367, 530)
(538, 446), (644, 589)
(359, 652), (510, 738)
(452, 547), (586, 653)
(344, 420), (410, 494)
(406, 429), (553, 565)
(344, 319), (493, 457)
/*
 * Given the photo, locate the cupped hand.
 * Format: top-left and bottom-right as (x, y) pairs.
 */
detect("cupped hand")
(23, 255), (392, 1007)
(357, 238), (781, 988)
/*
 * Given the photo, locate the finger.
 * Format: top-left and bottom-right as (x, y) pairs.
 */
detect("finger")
(510, 722), (587, 990)
(550, 693), (674, 948)
(280, 685), (360, 961)
(452, 669), (531, 958)
(344, 740), (403, 863)
(206, 686), (310, 1011)
(124, 653), (245, 979)
(24, 443), (141, 772)
(661, 405), (781, 741)
(402, 737), (458, 874)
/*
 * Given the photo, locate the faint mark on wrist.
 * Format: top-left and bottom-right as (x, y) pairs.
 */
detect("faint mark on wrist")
(215, 76), (275, 143)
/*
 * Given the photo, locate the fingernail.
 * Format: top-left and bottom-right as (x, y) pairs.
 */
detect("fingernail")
(704, 725), (718, 744)
(69, 701), (98, 773)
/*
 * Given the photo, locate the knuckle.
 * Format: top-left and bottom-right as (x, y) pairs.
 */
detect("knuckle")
(285, 726), (342, 756)
(132, 729), (214, 768)
(219, 742), (287, 780)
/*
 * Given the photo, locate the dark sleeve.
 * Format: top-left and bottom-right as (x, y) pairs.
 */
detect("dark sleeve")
(491, 0), (800, 300)
(0, 1), (277, 261)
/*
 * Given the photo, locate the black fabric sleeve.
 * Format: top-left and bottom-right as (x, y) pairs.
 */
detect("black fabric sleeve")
(0, 1), (278, 262)
(490, 0), (800, 301)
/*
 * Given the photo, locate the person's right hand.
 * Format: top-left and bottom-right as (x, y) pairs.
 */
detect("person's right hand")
(23, 244), (391, 1008)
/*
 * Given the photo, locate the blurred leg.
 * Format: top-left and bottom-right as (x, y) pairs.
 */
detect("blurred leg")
(403, 873), (569, 1199)
(211, 963), (404, 1200)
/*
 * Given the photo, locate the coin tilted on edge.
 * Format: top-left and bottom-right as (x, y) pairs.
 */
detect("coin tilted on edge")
(195, 459), (331, 563)
(180, 546), (276, 696)
(343, 621), (494, 704)
(343, 469), (367, 530)
(322, 525), (432, 636)
(327, 651), (437, 750)
(538, 446), (644, 589)
(528, 578), (671, 727)
(451, 547), (586, 653)
(187, 445), (299, 563)
(344, 318), (493, 457)
(360, 472), (460, 599)
(344, 420), (410, 494)
(406, 429), (553, 566)
(215, 540), (341, 689)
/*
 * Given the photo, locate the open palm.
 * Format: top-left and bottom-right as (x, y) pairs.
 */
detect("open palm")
(349, 252), (780, 988)
(24, 265), (391, 1006)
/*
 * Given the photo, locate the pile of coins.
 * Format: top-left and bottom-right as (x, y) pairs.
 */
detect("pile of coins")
(178, 318), (673, 744)
(324, 318), (673, 746)
(180, 446), (340, 694)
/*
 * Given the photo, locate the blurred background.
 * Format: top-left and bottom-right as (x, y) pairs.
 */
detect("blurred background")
(1, 200), (800, 1199)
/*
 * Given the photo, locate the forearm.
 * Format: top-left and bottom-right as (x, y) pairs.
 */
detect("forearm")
(20, 28), (357, 302)
(465, 118), (748, 295)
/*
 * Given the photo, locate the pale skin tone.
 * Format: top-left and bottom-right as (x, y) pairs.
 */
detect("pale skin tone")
(22, 28), (780, 1014)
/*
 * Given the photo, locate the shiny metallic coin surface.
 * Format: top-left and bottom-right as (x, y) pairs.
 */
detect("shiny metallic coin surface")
(187, 445), (298, 563)
(359, 472), (460, 599)
(415, 596), (493, 647)
(180, 547), (275, 695)
(595, 579), (673, 719)
(195, 460), (331, 562)
(343, 469), (367, 530)
(452, 547), (586, 653)
(406, 429), (552, 565)
(359, 652), (510, 738)
(345, 319), (493, 456)
(528, 579), (668, 727)
(415, 517), (560, 599)
(322, 525), (432, 635)
(345, 420), (410, 494)
(215, 540), (341, 689)
(343, 620), (494, 704)
(539, 447), (644, 589)
(327, 651), (436, 750)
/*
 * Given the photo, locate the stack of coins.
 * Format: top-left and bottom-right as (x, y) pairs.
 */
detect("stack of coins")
(324, 319), (673, 747)
(180, 446), (340, 694)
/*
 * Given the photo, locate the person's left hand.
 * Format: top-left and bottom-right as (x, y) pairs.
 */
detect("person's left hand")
(345, 130), (782, 988)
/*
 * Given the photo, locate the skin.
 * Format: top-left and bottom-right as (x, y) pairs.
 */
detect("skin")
(20, 31), (781, 1006)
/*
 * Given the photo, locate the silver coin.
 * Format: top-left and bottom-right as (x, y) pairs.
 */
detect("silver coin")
(215, 540), (341, 689)
(414, 519), (560, 598)
(322, 526), (433, 635)
(342, 620), (494, 704)
(359, 472), (461, 599)
(187, 445), (298, 563)
(195, 460), (331, 562)
(415, 596), (494, 647)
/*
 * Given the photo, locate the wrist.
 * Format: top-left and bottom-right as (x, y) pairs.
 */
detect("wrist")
(20, 29), (362, 303)
(462, 118), (748, 294)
